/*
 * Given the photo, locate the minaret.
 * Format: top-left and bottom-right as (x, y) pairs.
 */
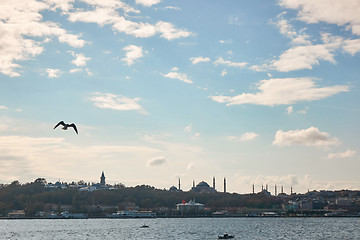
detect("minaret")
(266, 184), (268, 191)
(213, 176), (215, 190)
(178, 178), (181, 190)
(223, 177), (226, 193)
(275, 185), (277, 196)
(262, 184), (264, 191)
(281, 186), (284, 194)
(252, 184), (255, 194)
(291, 186), (293, 195)
(193, 180), (195, 188)
(100, 171), (105, 185)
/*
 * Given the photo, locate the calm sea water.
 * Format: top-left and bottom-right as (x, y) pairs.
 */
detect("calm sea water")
(0, 218), (359, 240)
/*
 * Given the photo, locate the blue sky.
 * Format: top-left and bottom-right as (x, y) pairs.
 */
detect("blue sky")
(1, 0), (359, 194)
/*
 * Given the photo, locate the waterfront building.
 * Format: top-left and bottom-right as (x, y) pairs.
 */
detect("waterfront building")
(176, 199), (204, 214)
(8, 210), (25, 218)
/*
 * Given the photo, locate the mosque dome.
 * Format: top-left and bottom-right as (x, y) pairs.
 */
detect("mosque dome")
(196, 181), (210, 188)
(169, 186), (178, 192)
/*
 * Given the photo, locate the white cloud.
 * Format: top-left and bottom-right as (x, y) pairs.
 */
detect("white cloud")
(228, 16), (243, 26)
(89, 92), (145, 113)
(279, 0), (360, 36)
(270, 42), (340, 72)
(184, 124), (192, 133)
(219, 39), (233, 44)
(70, 68), (82, 73)
(147, 156), (167, 166)
(165, 6), (181, 11)
(155, 21), (192, 40)
(213, 57), (248, 68)
(187, 162), (195, 170)
(210, 77), (349, 106)
(71, 53), (91, 67)
(136, 0), (161, 7)
(342, 39), (360, 55)
(190, 57), (210, 64)
(272, 14), (311, 45)
(46, 68), (61, 78)
(67, 5), (191, 40)
(85, 68), (93, 76)
(297, 106), (308, 114)
(287, 106), (294, 114)
(273, 126), (340, 148)
(0, 134), (160, 182)
(122, 45), (143, 66)
(74, 0), (139, 13)
(221, 70), (228, 77)
(162, 71), (193, 84)
(0, 0), (85, 77)
(0, 106), (9, 110)
(328, 149), (357, 159)
(227, 132), (259, 142)
(257, 15), (360, 72)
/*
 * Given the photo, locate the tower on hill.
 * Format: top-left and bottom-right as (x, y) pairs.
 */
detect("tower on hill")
(100, 171), (106, 185)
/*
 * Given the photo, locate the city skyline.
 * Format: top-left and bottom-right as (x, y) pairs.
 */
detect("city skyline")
(0, 0), (359, 193)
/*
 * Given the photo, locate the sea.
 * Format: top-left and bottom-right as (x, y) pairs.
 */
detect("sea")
(0, 217), (359, 240)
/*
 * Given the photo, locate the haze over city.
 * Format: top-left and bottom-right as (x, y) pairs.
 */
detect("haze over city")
(0, 0), (359, 194)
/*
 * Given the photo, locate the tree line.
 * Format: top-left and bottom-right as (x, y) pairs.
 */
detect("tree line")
(0, 179), (283, 217)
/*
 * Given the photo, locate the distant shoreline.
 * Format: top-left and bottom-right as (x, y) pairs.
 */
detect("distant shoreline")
(1, 215), (360, 220)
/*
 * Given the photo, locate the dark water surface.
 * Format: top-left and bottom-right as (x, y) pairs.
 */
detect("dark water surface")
(0, 217), (359, 239)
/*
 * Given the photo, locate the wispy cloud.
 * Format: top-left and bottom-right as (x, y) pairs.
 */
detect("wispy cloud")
(184, 123), (200, 138)
(228, 16), (243, 26)
(165, 6), (181, 11)
(0, 106), (9, 110)
(273, 126), (340, 148)
(184, 124), (192, 133)
(271, 13), (311, 45)
(190, 56), (210, 64)
(254, 11), (360, 73)
(227, 132), (259, 142)
(147, 156), (167, 166)
(162, 70), (193, 84)
(89, 92), (145, 113)
(287, 106), (308, 115)
(210, 77), (349, 107)
(135, 0), (161, 7)
(187, 162), (195, 170)
(0, 134), (160, 182)
(68, 6), (191, 40)
(213, 57), (248, 68)
(286, 106), (294, 114)
(279, 0), (360, 36)
(70, 68), (83, 74)
(122, 45), (143, 66)
(328, 149), (357, 159)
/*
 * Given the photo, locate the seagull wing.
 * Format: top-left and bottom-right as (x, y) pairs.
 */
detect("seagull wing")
(69, 123), (78, 134)
(54, 121), (65, 129)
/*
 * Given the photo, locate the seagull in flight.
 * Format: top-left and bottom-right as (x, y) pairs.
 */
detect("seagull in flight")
(54, 121), (78, 134)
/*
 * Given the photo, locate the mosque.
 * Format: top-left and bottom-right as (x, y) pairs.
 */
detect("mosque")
(169, 177), (227, 193)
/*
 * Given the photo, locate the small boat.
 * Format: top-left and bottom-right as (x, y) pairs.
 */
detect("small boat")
(218, 233), (234, 239)
(140, 224), (149, 228)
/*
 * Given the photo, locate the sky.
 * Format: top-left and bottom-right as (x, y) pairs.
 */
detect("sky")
(0, 0), (360, 194)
